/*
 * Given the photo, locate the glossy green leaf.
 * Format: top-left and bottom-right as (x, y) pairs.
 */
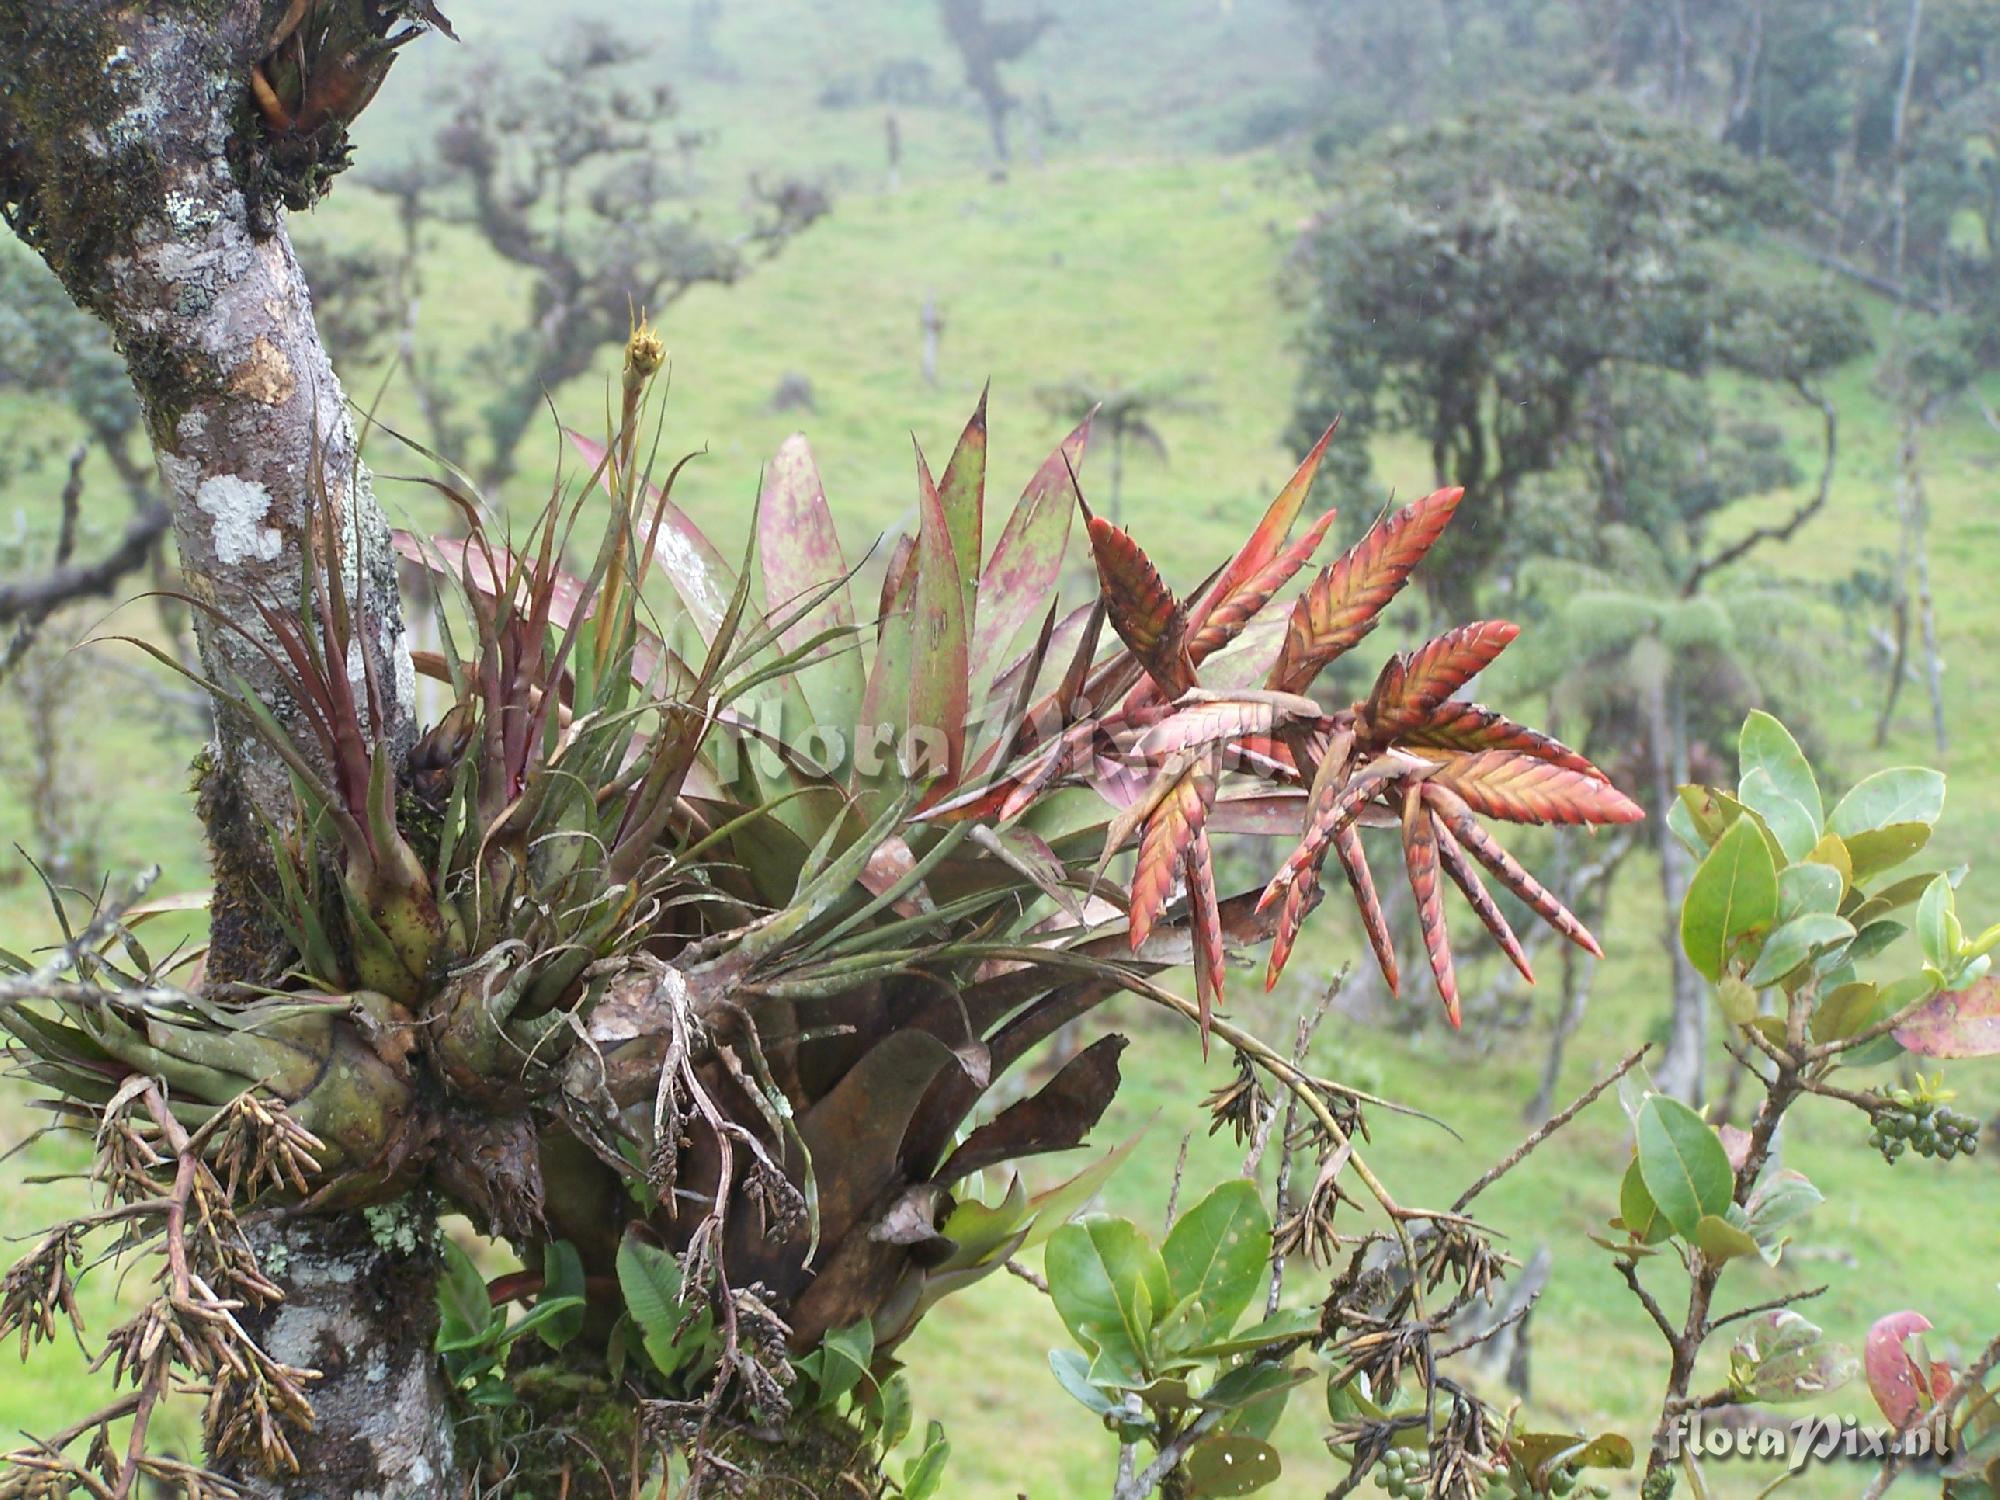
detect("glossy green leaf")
(1636, 1095), (1734, 1241)
(1843, 823), (1932, 884)
(1046, 1217), (1170, 1386)
(1181, 1306), (1321, 1360)
(1744, 913), (1854, 987)
(1739, 711), (1821, 830)
(616, 1233), (701, 1379)
(1695, 1212), (1762, 1264)
(435, 1238), (498, 1353)
(1777, 864), (1843, 922)
(903, 1420), (951, 1500)
(536, 1240), (586, 1351)
(1185, 1434), (1283, 1497)
(1916, 874), (1959, 972)
(1830, 768), (1945, 837)
(811, 1319), (875, 1413)
(1681, 817), (1779, 983)
(1618, 1156), (1673, 1245)
(1161, 1181), (1273, 1347)
(1743, 1168), (1822, 1266)
(1048, 1347), (1122, 1417)
(1739, 768), (1817, 863)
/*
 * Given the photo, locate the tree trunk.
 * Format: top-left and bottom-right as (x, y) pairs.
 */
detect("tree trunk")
(223, 1212), (462, 1499)
(1649, 675), (1706, 1105)
(1, 8), (455, 1496)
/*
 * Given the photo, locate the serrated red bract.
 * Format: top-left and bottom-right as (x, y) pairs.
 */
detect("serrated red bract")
(1432, 814), (1534, 984)
(1401, 785), (1459, 1027)
(1334, 824), (1398, 995)
(1187, 420), (1338, 644)
(1130, 764), (1213, 951)
(1395, 700), (1602, 778)
(1086, 517), (1195, 700)
(1423, 783), (1603, 957)
(1424, 750), (1645, 826)
(1190, 507), (1339, 666)
(1185, 829), (1224, 1055)
(1269, 486), (1464, 694)
(1363, 621), (1520, 741)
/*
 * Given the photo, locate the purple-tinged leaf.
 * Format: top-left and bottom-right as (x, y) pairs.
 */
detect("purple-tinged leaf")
(968, 413), (1088, 692)
(1894, 977), (2000, 1058)
(759, 434), (863, 731)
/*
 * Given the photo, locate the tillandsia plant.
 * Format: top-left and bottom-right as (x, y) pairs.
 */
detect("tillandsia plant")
(1602, 711), (2000, 1500)
(0, 323), (1643, 1498)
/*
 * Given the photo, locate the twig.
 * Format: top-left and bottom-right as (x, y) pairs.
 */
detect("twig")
(1683, 379), (1836, 593)
(0, 491), (169, 624)
(1265, 969), (1344, 1314)
(1616, 1260), (1679, 1343)
(1453, 1046), (1649, 1213)
(1003, 1258), (1048, 1296)
(1706, 1284), (1829, 1333)
(1163, 1131), (1191, 1232)
(1113, 1409), (1226, 1500)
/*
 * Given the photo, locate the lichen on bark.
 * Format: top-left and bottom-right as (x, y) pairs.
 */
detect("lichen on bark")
(2, 5), (454, 1494)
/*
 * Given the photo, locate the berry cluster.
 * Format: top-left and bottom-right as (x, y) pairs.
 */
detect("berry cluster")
(1869, 1087), (1980, 1164)
(1372, 1446), (1428, 1497)
(1483, 1466), (1610, 1499)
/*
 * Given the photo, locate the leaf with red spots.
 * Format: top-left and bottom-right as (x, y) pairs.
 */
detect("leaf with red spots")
(1269, 486), (1464, 694)
(936, 389), (988, 631)
(968, 412), (1088, 692)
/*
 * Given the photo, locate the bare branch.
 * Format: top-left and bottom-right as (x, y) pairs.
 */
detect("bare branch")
(1454, 1046), (1649, 1213)
(1684, 378), (1836, 593)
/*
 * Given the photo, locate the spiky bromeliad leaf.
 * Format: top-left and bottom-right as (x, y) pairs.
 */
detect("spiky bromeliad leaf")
(1362, 621), (1520, 742)
(1400, 782), (1461, 1026)
(1084, 512), (1195, 699)
(1269, 486), (1464, 695)
(1421, 750), (1645, 827)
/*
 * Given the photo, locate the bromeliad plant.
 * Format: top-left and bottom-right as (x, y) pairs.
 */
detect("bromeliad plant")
(0, 331), (1640, 1496)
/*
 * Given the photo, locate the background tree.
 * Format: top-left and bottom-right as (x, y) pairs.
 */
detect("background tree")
(424, 23), (827, 493)
(1287, 98), (1824, 621)
(937, 0), (1054, 164)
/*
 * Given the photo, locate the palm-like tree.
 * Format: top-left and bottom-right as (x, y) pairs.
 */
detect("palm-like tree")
(1036, 372), (1211, 525)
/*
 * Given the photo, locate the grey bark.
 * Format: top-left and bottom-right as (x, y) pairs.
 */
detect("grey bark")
(229, 1212), (463, 1500)
(1, 6), (453, 1495)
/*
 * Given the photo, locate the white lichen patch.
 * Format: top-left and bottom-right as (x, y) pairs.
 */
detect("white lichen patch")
(195, 474), (284, 564)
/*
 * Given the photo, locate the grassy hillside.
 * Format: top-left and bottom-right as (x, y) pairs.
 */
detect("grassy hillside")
(1, 5), (1996, 1495)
